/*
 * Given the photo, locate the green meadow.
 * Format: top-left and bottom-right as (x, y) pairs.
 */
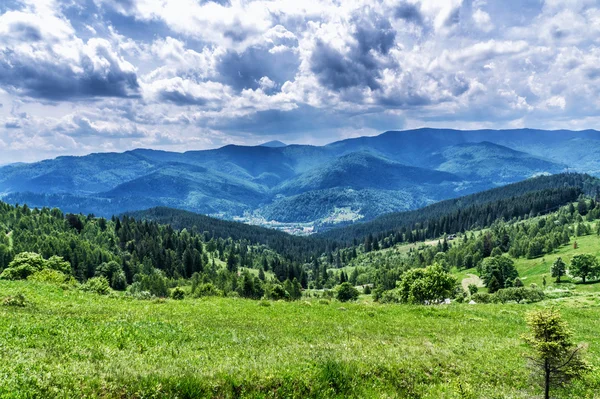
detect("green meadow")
(1, 280), (599, 399)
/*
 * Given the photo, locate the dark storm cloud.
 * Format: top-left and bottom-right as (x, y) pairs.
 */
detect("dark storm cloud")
(0, 54), (140, 100)
(310, 14), (396, 91)
(217, 46), (300, 91)
(310, 41), (380, 90)
(394, 3), (423, 25)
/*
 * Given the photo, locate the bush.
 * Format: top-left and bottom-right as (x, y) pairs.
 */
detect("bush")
(471, 292), (493, 303)
(171, 287), (185, 300)
(467, 284), (479, 295)
(0, 252), (46, 280)
(336, 282), (360, 302)
(494, 287), (545, 304)
(0, 252), (72, 280)
(28, 269), (76, 287)
(2, 293), (27, 307)
(363, 285), (372, 295)
(193, 283), (223, 298)
(378, 289), (402, 304)
(81, 276), (111, 295)
(264, 284), (289, 301)
(127, 288), (153, 300)
(136, 270), (169, 297)
(396, 264), (457, 304)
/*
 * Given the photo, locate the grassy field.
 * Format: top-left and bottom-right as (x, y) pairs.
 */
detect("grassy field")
(1, 281), (599, 398)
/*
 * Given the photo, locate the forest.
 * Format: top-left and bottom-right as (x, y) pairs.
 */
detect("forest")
(1, 173), (600, 303)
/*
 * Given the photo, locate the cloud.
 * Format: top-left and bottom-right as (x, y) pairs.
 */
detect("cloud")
(0, 2), (139, 100)
(473, 9), (494, 32)
(309, 11), (397, 92)
(395, 3), (424, 25)
(1, 0), (600, 162)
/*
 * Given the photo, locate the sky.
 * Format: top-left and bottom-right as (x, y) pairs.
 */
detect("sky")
(0, 0), (599, 163)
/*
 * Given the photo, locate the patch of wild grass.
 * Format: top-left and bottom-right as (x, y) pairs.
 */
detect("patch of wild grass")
(0, 280), (598, 398)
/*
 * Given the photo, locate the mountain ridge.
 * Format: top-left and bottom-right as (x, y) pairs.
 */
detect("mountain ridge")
(1, 128), (598, 228)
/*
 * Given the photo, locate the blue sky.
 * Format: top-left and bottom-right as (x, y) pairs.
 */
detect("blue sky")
(0, 0), (599, 162)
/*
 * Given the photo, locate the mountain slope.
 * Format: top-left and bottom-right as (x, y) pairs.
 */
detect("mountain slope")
(2, 128), (600, 224)
(427, 142), (565, 182)
(320, 173), (600, 242)
(102, 163), (267, 214)
(276, 152), (460, 195)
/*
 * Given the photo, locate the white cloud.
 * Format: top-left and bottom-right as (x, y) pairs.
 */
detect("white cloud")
(473, 9), (494, 32)
(0, 0), (599, 161)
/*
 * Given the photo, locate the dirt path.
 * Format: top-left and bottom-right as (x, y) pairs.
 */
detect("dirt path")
(461, 273), (484, 291)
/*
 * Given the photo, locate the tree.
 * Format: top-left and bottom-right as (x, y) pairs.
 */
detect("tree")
(487, 275), (501, 293)
(226, 252), (238, 273)
(95, 261), (126, 290)
(336, 282), (359, 302)
(349, 268), (359, 285)
(397, 264), (457, 304)
(480, 255), (518, 293)
(570, 254), (600, 283)
(551, 257), (567, 283)
(523, 309), (590, 399)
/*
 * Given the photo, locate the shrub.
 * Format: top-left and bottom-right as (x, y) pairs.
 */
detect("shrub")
(81, 276), (111, 295)
(363, 285), (372, 295)
(336, 282), (360, 302)
(0, 252), (46, 280)
(494, 287), (545, 304)
(28, 269), (76, 286)
(193, 283), (223, 298)
(136, 270), (169, 297)
(471, 292), (493, 303)
(2, 293), (27, 307)
(0, 252), (72, 280)
(127, 288), (153, 300)
(264, 284), (289, 301)
(171, 287), (185, 300)
(467, 284), (479, 295)
(378, 289), (402, 304)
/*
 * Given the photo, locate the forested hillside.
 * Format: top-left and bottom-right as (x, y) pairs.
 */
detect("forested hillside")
(2, 173), (600, 300)
(321, 173), (600, 243)
(2, 128), (593, 226)
(0, 203), (308, 299)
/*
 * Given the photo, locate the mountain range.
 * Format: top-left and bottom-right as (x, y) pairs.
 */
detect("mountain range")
(1, 128), (595, 229)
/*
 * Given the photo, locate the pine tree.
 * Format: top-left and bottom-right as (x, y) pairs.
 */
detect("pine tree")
(523, 309), (590, 399)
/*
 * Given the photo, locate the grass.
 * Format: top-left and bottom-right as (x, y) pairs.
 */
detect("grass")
(1, 280), (599, 398)
(513, 233), (600, 292)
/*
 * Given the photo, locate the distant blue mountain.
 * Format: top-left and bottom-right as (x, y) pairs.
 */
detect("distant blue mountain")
(259, 140), (287, 148)
(0, 128), (595, 226)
